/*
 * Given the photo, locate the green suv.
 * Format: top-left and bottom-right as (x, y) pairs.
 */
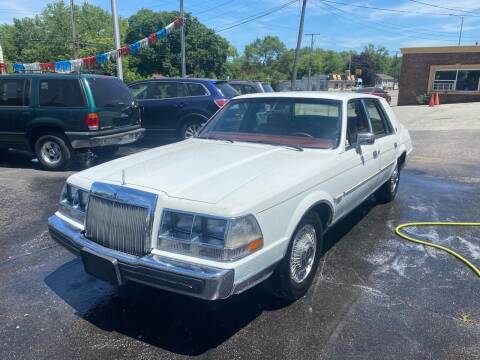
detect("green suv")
(0, 74), (145, 170)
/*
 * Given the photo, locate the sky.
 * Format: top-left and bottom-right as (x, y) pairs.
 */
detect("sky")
(1, 0), (480, 55)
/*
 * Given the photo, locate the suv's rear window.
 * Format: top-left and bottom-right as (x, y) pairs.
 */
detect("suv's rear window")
(39, 79), (85, 107)
(87, 77), (134, 107)
(0, 78), (30, 106)
(215, 82), (238, 98)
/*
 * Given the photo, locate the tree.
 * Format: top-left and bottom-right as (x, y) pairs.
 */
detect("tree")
(0, 1), (119, 64)
(350, 52), (376, 85)
(125, 10), (231, 79)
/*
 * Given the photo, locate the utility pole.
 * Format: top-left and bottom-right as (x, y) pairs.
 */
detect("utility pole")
(111, 0), (123, 79)
(305, 33), (320, 91)
(0, 40), (5, 74)
(392, 50), (399, 90)
(291, 0), (307, 91)
(70, 0), (79, 59)
(180, 0), (186, 77)
(458, 15), (464, 46)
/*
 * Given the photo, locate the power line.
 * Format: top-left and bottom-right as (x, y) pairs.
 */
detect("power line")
(318, 1), (478, 40)
(320, 0), (480, 18)
(318, 2), (463, 43)
(214, 0), (297, 33)
(407, 0), (480, 15)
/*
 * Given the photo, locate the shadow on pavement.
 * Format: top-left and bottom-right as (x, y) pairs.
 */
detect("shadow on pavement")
(43, 199), (374, 356)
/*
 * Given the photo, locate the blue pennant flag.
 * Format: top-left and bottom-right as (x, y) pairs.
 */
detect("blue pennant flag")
(55, 61), (72, 73)
(13, 63), (25, 72)
(95, 53), (108, 64)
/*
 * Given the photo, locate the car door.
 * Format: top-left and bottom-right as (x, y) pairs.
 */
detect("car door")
(0, 77), (32, 147)
(140, 81), (189, 131)
(334, 99), (381, 219)
(363, 99), (398, 183)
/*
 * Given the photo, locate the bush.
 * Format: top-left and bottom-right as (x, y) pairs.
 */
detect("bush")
(416, 93), (429, 105)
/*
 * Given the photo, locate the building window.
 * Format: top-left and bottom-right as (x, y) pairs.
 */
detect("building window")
(432, 68), (480, 92)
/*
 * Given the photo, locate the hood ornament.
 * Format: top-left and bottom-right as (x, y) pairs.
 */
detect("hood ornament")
(121, 169), (126, 185)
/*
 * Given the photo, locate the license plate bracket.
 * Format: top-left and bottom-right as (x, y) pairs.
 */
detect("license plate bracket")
(81, 247), (123, 285)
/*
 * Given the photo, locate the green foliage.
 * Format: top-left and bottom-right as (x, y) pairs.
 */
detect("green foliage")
(0, 1), (118, 64)
(125, 9), (230, 80)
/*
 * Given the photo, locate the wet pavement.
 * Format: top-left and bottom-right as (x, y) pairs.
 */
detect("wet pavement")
(0, 131), (479, 359)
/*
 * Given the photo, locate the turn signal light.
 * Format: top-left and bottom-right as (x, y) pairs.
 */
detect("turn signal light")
(214, 98), (228, 108)
(86, 113), (100, 131)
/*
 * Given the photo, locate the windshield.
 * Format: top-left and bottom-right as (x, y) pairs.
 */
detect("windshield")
(87, 77), (134, 107)
(198, 98), (342, 149)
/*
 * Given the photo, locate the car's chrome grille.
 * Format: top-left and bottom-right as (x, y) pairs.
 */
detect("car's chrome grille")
(84, 182), (157, 257)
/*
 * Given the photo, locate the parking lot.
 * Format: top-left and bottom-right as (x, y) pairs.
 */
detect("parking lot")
(1, 102), (479, 359)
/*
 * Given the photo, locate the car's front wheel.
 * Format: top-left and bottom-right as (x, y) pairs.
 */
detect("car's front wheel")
(376, 164), (400, 203)
(265, 212), (323, 300)
(34, 133), (72, 170)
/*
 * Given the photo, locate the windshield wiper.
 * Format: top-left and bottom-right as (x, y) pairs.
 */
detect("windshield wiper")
(198, 137), (234, 143)
(253, 140), (303, 152)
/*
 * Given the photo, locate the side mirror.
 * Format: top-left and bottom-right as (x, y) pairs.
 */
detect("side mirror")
(356, 132), (375, 153)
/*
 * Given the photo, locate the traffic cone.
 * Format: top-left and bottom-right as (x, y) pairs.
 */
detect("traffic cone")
(428, 93), (435, 107)
(434, 92), (440, 105)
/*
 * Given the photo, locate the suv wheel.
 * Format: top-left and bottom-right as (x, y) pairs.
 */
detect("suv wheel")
(180, 120), (203, 139)
(264, 212), (323, 300)
(34, 133), (71, 170)
(375, 164), (400, 203)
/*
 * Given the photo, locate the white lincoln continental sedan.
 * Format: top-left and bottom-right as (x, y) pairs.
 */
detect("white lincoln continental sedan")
(48, 92), (412, 300)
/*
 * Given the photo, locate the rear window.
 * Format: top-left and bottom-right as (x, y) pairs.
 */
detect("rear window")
(215, 82), (238, 98)
(39, 79), (85, 107)
(262, 83), (274, 92)
(0, 78), (30, 106)
(87, 77), (134, 107)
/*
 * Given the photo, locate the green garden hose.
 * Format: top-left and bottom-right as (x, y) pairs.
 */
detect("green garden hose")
(395, 222), (480, 278)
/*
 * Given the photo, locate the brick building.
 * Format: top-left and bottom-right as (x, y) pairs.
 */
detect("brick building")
(398, 46), (480, 105)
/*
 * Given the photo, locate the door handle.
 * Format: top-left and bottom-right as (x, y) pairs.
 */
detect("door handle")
(176, 102), (187, 108)
(373, 150), (379, 159)
(23, 112), (30, 119)
(394, 142), (398, 148)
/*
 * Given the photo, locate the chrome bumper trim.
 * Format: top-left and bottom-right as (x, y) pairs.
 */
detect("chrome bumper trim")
(48, 214), (235, 300)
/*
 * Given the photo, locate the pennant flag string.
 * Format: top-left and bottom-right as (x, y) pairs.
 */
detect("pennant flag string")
(12, 18), (181, 74)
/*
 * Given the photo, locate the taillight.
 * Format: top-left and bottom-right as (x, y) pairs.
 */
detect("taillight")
(214, 98), (228, 108)
(86, 113), (99, 131)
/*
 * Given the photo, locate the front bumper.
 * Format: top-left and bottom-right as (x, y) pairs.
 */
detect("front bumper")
(47, 215), (235, 300)
(66, 127), (145, 149)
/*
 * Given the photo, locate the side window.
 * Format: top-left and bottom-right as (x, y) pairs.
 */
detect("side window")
(346, 100), (370, 147)
(0, 79), (29, 106)
(187, 83), (208, 96)
(241, 85), (257, 94)
(364, 99), (390, 137)
(149, 82), (187, 99)
(39, 79), (85, 107)
(129, 83), (149, 100)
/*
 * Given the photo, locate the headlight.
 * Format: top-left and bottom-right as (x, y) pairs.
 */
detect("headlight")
(158, 210), (263, 261)
(58, 183), (89, 223)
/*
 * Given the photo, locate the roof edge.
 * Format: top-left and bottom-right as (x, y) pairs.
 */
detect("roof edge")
(401, 46), (480, 54)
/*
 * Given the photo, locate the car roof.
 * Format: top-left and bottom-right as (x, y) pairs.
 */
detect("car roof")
(0, 73), (117, 79)
(130, 78), (226, 84)
(235, 91), (380, 101)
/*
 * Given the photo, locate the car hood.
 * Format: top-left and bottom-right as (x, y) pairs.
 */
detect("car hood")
(77, 139), (315, 204)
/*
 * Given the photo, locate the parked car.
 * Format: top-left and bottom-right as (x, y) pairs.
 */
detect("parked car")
(354, 86), (391, 104)
(128, 78), (238, 140)
(228, 80), (274, 95)
(48, 92), (412, 301)
(0, 74), (144, 170)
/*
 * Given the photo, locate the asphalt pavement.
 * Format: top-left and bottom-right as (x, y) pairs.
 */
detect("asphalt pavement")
(0, 110), (479, 359)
